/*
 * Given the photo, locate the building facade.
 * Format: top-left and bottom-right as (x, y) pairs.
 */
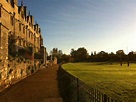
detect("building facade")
(0, 0), (43, 61)
(0, 0), (46, 91)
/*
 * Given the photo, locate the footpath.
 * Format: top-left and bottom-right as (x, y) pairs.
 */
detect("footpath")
(0, 64), (63, 102)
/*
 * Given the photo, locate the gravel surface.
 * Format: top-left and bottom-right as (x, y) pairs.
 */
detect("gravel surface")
(0, 64), (63, 102)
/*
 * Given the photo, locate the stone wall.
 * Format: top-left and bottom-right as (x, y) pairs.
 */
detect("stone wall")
(0, 15), (9, 92)
(0, 58), (41, 92)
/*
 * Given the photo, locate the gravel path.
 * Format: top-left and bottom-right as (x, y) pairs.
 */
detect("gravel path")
(0, 64), (63, 102)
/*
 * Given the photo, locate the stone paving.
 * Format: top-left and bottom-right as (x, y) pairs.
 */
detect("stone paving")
(0, 64), (63, 102)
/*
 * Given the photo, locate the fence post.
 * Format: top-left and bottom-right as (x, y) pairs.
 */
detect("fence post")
(77, 78), (79, 102)
(104, 94), (107, 102)
(93, 88), (95, 102)
(95, 89), (97, 102)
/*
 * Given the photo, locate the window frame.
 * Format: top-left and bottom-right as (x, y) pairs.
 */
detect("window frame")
(10, 15), (14, 26)
(19, 23), (21, 31)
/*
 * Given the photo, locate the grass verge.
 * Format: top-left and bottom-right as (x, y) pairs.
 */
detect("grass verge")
(62, 62), (136, 101)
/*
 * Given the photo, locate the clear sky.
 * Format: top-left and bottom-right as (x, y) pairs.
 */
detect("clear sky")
(20, 0), (136, 54)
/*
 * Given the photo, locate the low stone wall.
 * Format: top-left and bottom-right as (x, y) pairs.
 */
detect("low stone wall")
(0, 59), (41, 92)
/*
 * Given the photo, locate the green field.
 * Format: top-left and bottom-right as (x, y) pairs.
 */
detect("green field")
(62, 62), (136, 101)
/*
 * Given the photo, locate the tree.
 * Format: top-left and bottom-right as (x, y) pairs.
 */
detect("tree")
(50, 48), (64, 63)
(70, 47), (89, 62)
(90, 51), (98, 62)
(70, 49), (78, 62)
(52, 48), (58, 56)
(97, 51), (109, 62)
(128, 51), (136, 61)
(59, 54), (71, 63)
(116, 50), (125, 66)
(109, 52), (117, 62)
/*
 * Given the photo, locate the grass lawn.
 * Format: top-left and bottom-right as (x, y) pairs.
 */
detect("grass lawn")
(62, 62), (136, 102)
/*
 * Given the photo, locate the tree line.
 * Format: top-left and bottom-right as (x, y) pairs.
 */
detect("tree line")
(49, 47), (136, 64)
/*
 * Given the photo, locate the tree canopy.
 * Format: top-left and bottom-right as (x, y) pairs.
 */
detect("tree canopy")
(49, 47), (136, 64)
(70, 47), (89, 62)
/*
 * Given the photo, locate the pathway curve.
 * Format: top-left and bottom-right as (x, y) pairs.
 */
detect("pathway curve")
(0, 64), (63, 102)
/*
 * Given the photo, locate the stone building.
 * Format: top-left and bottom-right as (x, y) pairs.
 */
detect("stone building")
(0, 0), (46, 91)
(0, 0), (43, 61)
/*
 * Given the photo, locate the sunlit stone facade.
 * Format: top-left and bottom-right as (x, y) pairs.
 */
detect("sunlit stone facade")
(0, 0), (43, 61)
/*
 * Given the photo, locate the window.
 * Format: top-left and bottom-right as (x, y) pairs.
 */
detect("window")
(10, 15), (14, 25)
(23, 41), (25, 46)
(19, 23), (21, 31)
(23, 26), (25, 33)
(31, 33), (33, 39)
(10, 0), (14, 8)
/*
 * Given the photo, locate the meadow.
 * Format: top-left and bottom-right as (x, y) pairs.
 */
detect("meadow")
(62, 62), (136, 101)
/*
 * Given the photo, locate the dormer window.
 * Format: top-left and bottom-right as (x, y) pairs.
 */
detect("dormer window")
(10, 0), (14, 8)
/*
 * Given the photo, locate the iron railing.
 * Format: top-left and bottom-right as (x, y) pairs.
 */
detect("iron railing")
(58, 66), (117, 102)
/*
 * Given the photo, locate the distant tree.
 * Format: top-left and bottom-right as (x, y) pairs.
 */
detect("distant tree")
(90, 51), (98, 62)
(50, 48), (65, 63)
(109, 52), (118, 62)
(77, 47), (89, 61)
(70, 47), (89, 62)
(116, 50), (125, 66)
(90, 51), (122, 62)
(52, 48), (58, 56)
(58, 50), (63, 55)
(90, 52), (94, 62)
(128, 51), (136, 62)
(96, 51), (109, 62)
(59, 54), (71, 63)
(70, 49), (78, 62)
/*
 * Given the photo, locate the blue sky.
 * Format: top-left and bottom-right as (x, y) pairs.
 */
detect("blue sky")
(20, 0), (136, 54)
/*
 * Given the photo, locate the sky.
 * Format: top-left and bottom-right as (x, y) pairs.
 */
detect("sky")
(19, 0), (136, 54)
